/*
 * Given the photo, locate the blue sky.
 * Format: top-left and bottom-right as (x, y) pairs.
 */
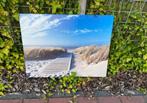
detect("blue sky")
(19, 14), (114, 47)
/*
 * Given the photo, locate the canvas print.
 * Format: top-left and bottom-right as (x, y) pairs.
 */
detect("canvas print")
(19, 14), (114, 77)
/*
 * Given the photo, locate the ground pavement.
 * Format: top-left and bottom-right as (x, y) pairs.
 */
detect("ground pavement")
(0, 96), (147, 103)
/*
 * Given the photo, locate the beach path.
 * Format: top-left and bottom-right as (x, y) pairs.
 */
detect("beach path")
(38, 53), (72, 77)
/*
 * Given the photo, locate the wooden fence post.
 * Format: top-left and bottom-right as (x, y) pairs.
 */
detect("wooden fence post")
(80, 0), (87, 14)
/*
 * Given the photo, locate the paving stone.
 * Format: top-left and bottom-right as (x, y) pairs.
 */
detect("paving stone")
(119, 96), (144, 103)
(0, 100), (22, 103)
(23, 99), (47, 103)
(49, 97), (71, 103)
(98, 96), (121, 103)
(77, 96), (98, 103)
(143, 95), (147, 103)
(0, 96), (146, 103)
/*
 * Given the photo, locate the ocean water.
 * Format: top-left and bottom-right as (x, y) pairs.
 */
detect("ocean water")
(23, 44), (104, 49)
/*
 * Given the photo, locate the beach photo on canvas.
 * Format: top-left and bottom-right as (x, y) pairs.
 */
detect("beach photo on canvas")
(19, 14), (114, 77)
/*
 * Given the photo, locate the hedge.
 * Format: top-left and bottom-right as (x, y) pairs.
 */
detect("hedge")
(0, 0), (147, 96)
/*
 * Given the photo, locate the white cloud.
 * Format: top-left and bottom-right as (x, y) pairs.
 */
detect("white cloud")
(82, 29), (101, 33)
(20, 14), (52, 32)
(74, 28), (103, 34)
(75, 29), (91, 33)
(32, 32), (48, 38)
(61, 28), (101, 35)
(63, 15), (79, 20)
(20, 14), (79, 38)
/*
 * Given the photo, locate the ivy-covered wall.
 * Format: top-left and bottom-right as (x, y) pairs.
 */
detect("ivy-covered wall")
(0, 0), (147, 96)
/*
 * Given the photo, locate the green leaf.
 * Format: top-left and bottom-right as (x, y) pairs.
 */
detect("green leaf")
(143, 54), (147, 60)
(0, 37), (5, 48)
(12, 13), (19, 21)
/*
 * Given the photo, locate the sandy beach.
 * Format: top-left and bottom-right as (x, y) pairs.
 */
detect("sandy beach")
(24, 45), (109, 77)
(71, 59), (108, 77)
(25, 59), (52, 77)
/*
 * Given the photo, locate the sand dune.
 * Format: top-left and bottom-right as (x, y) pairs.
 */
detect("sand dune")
(71, 45), (109, 77)
(24, 47), (67, 60)
(74, 45), (109, 64)
(24, 45), (109, 77)
(71, 60), (108, 77)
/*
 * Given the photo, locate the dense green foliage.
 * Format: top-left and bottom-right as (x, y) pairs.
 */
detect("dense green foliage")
(47, 72), (82, 96)
(0, 0), (24, 96)
(0, 0), (81, 96)
(87, 0), (147, 75)
(109, 14), (147, 75)
(0, 0), (147, 96)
